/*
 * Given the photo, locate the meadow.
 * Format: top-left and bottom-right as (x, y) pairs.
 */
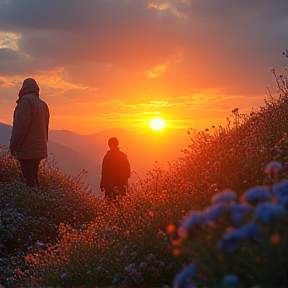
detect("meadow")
(0, 69), (288, 288)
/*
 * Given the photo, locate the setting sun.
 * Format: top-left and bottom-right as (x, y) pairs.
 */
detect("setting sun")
(149, 117), (166, 131)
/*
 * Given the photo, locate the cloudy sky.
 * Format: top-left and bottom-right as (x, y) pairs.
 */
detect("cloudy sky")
(0, 0), (287, 134)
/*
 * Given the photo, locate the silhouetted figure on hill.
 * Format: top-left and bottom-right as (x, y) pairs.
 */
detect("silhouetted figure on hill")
(100, 137), (131, 204)
(9, 78), (50, 188)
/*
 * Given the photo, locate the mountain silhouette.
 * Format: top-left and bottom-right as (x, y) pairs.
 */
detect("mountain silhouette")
(0, 122), (192, 194)
(0, 122), (12, 145)
(0, 122), (101, 193)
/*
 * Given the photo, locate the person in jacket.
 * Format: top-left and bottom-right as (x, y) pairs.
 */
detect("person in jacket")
(100, 137), (131, 204)
(9, 78), (50, 188)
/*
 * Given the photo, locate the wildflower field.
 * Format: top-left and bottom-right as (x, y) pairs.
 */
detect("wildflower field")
(0, 69), (288, 288)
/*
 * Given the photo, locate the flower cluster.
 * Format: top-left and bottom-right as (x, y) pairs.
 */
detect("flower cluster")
(173, 161), (288, 288)
(1, 68), (288, 287)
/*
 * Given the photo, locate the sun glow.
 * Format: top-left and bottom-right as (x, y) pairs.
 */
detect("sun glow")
(149, 117), (166, 131)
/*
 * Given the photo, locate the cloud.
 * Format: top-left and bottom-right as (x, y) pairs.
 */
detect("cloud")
(0, 0), (181, 69)
(0, 0), (288, 133)
(147, 65), (166, 78)
(1, 1), (287, 79)
(148, 1), (188, 18)
(0, 31), (21, 50)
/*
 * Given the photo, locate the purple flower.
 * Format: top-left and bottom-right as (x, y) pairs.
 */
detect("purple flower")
(105, 227), (117, 241)
(218, 223), (260, 252)
(211, 189), (237, 204)
(124, 263), (136, 272)
(221, 274), (239, 287)
(139, 262), (148, 269)
(243, 186), (271, 205)
(254, 202), (285, 224)
(61, 272), (68, 278)
(173, 263), (196, 288)
(231, 203), (251, 226)
(274, 180), (288, 206)
(146, 253), (156, 262)
(204, 203), (231, 223)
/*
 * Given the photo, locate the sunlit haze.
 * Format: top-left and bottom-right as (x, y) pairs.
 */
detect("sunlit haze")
(0, 1), (287, 135)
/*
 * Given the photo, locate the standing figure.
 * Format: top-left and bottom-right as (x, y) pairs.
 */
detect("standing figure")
(100, 137), (131, 204)
(9, 78), (50, 188)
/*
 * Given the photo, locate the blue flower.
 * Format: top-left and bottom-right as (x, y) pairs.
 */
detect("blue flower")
(112, 274), (121, 285)
(218, 229), (241, 253)
(205, 203), (230, 223)
(243, 186), (271, 205)
(274, 180), (288, 206)
(218, 223), (260, 252)
(221, 274), (239, 287)
(240, 223), (260, 241)
(231, 203), (251, 226)
(211, 189), (237, 204)
(265, 161), (283, 174)
(173, 263), (196, 288)
(254, 202), (285, 224)
(179, 211), (205, 234)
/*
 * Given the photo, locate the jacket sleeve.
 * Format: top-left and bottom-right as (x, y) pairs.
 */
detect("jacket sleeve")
(100, 156), (108, 188)
(124, 155), (131, 180)
(9, 97), (32, 152)
(45, 102), (50, 141)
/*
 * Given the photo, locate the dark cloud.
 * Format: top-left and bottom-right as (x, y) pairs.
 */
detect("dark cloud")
(0, 0), (288, 132)
(0, 47), (20, 60)
(0, 46), (58, 75)
(0, 0), (183, 69)
(1, 0), (287, 74)
(0, 48), (33, 75)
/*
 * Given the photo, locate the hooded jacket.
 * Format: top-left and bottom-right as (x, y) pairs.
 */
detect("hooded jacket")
(100, 147), (131, 188)
(10, 78), (50, 159)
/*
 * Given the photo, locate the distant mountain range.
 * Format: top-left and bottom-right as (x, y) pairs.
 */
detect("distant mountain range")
(0, 122), (192, 194)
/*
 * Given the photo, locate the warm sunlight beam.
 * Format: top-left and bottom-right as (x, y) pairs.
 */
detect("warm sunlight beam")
(149, 117), (166, 131)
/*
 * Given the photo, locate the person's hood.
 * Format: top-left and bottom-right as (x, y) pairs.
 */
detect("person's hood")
(18, 78), (40, 100)
(107, 147), (120, 154)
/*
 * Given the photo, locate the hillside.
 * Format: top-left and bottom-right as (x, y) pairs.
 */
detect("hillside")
(0, 123), (101, 192)
(1, 68), (288, 286)
(48, 126), (192, 170)
(1, 85), (288, 286)
(0, 123), (191, 193)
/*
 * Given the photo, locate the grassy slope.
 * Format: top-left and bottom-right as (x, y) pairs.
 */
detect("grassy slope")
(0, 73), (288, 287)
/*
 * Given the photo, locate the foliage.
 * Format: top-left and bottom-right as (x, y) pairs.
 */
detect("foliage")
(172, 163), (288, 288)
(1, 68), (288, 287)
(0, 153), (101, 283)
(25, 183), (185, 287)
(0, 144), (22, 183)
(0, 155), (99, 252)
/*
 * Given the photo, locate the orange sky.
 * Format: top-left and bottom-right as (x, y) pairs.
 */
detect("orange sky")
(0, 0), (287, 134)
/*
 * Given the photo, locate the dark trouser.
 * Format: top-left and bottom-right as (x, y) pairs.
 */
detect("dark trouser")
(105, 185), (126, 204)
(19, 158), (42, 188)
